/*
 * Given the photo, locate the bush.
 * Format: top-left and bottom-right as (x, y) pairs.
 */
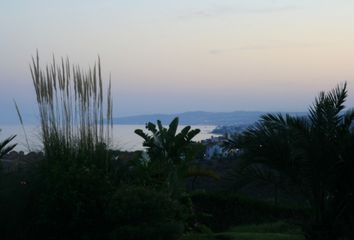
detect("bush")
(107, 186), (186, 240)
(190, 191), (308, 232)
(1, 147), (118, 240)
(181, 233), (216, 240)
(229, 221), (302, 234)
(19, 151), (114, 239)
(0, 169), (32, 239)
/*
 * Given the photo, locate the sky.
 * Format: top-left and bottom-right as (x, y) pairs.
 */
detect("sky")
(1, 0), (354, 123)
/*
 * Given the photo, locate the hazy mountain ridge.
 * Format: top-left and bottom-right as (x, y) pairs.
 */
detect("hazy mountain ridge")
(1, 111), (306, 126)
(114, 111), (306, 126)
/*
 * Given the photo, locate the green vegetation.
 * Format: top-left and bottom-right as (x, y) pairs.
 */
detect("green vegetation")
(134, 117), (201, 196)
(134, 118), (218, 196)
(31, 53), (113, 155)
(190, 191), (308, 232)
(225, 82), (354, 239)
(108, 186), (186, 240)
(181, 222), (304, 240)
(215, 232), (304, 240)
(228, 221), (302, 234)
(1, 54), (353, 239)
(24, 53), (115, 239)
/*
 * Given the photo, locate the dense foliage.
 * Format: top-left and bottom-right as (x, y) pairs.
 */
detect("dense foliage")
(1, 54), (353, 239)
(134, 118), (201, 194)
(226, 83), (354, 239)
(107, 186), (186, 240)
(190, 191), (307, 232)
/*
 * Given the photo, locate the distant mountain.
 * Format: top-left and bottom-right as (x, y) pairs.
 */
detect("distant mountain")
(113, 111), (305, 126)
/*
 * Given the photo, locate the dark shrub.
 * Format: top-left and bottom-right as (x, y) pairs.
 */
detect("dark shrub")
(0, 153), (42, 240)
(107, 186), (186, 240)
(0, 170), (32, 239)
(190, 191), (308, 232)
(24, 155), (114, 240)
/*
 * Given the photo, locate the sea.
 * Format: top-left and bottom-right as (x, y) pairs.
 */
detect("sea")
(0, 124), (219, 152)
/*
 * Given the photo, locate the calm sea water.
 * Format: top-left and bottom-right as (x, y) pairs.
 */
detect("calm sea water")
(0, 124), (219, 152)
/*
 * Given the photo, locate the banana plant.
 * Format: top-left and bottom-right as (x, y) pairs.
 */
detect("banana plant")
(135, 117), (200, 165)
(135, 117), (218, 195)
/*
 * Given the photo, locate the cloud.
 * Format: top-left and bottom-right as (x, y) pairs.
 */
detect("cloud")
(238, 42), (316, 50)
(179, 5), (302, 19)
(208, 42), (316, 55)
(209, 49), (225, 55)
(244, 5), (301, 14)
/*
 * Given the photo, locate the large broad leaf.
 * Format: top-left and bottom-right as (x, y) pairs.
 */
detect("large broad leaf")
(186, 129), (201, 142)
(134, 129), (150, 142)
(146, 122), (157, 133)
(167, 117), (179, 137)
(180, 126), (191, 137)
(157, 120), (164, 132)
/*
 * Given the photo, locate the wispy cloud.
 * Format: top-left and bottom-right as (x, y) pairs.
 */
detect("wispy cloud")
(209, 42), (316, 55)
(238, 43), (315, 50)
(179, 5), (302, 19)
(209, 49), (225, 55)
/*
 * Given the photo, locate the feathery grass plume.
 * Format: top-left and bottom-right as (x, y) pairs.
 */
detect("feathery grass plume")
(30, 52), (113, 168)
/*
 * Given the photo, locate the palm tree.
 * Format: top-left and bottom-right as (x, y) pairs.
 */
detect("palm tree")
(226, 83), (354, 239)
(224, 113), (307, 205)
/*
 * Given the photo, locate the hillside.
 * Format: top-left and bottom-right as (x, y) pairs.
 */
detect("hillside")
(114, 111), (305, 126)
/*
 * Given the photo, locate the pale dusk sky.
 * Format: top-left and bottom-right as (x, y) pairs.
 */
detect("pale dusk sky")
(1, 0), (354, 122)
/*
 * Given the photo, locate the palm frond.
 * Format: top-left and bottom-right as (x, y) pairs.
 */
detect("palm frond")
(0, 135), (17, 159)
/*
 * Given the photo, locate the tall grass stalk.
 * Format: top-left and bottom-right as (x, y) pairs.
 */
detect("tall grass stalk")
(13, 100), (31, 151)
(30, 52), (113, 167)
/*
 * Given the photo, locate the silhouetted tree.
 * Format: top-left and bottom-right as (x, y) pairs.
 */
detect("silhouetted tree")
(134, 117), (201, 195)
(226, 83), (354, 239)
